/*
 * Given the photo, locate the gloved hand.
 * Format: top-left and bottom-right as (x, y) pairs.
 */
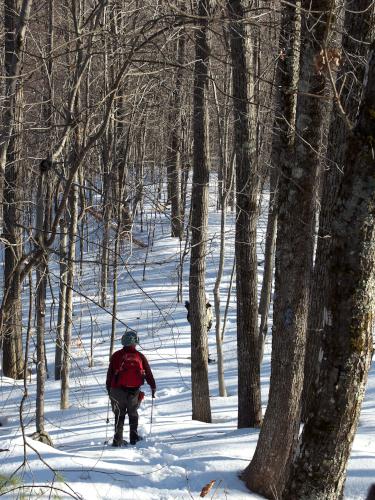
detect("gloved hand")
(152, 389), (156, 399)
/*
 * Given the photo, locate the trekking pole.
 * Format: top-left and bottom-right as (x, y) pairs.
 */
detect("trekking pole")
(149, 396), (154, 435)
(104, 397), (111, 445)
(106, 397), (110, 424)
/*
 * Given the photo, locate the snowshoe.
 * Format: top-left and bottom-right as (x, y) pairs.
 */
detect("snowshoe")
(208, 357), (216, 364)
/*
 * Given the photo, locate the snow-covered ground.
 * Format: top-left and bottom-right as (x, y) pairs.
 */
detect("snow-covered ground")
(0, 185), (374, 499)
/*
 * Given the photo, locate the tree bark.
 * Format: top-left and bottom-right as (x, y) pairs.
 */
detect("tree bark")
(100, 28), (113, 308)
(60, 170), (79, 409)
(0, 0), (33, 172)
(285, 39), (375, 500)
(302, 0), (375, 422)
(213, 171), (232, 398)
(55, 218), (67, 381)
(1, 0), (33, 379)
(110, 222), (120, 359)
(258, 165), (278, 361)
(100, 166), (112, 308)
(167, 9), (186, 239)
(227, 0), (262, 428)
(189, 0), (211, 424)
(34, 163), (53, 445)
(60, 0), (83, 409)
(244, 0), (336, 496)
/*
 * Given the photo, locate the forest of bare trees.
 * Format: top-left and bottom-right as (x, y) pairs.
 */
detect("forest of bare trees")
(1, 0), (375, 498)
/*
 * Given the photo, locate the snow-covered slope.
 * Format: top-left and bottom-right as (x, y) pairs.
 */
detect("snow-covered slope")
(0, 187), (374, 499)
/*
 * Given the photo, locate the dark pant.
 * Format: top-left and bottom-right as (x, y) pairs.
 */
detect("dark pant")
(109, 387), (140, 444)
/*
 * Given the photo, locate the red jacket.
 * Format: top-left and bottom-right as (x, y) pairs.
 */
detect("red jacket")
(106, 346), (156, 391)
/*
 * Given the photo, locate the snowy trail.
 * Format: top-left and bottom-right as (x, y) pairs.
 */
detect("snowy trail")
(1, 190), (374, 498)
(1, 327), (374, 499)
(0, 378), (263, 499)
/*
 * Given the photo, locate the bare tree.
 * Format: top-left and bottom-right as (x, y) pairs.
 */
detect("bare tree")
(0, 0), (33, 171)
(33, 161), (53, 444)
(258, 166), (278, 361)
(189, 0), (212, 424)
(285, 37), (375, 500)
(59, 0), (84, 410)
(302, 0), (375, 421)
(244, 0), (338, 496)
(213, 150), (234, 398)
(60, 166), (79, 410)
(1, 0), (33, 379)
(167, 7), (186, 239)
(227, 0), (262, 428)
(55, 218), (67, 380)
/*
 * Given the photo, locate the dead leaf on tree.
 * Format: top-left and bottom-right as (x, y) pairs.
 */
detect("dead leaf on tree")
(314, 48), (341, 75)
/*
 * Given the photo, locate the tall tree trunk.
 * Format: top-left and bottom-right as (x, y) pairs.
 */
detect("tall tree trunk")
(100, 28), (113, 308)
(244, 0), (336, 496)
(302, 0), (374, 421)
(110, 121), (122, 360)
(180, 113), (191, 223)
(33, 0), (55, 426)
(285, 39), (375, 500)
(110, 62), (129, 356)
(212, 49), (231, 212)
(110, 221), (120, 358)
(213, 159), (233, 397)
(133, 123), (146, 228)
(1, 0), (33, 379)
(227, 0), (262, 428)
(0, 0), (33, 171)
(60, 0), (83, 409)
(189, 0), (211, 424)
(60, 168), (79, 409)
(168, 8), (185, 239)
(55, 218), (67, 380)
(211, 48), (232, 396)
(33, 163), (53, 445)
(257, 1), (294, 358)
(2, 156), (23, 379)
(258, 165), (278, 361)
(100, 165), (112, 308)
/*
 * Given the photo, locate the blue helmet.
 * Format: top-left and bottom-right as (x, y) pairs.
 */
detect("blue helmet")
(121, 330), (139, 346)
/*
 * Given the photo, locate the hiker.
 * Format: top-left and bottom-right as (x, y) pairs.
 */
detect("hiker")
(184, 298), (215, 364)
(106, 331), (156, 447)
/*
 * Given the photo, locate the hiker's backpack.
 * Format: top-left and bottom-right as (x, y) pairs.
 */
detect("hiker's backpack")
(116, 351), (145, 388)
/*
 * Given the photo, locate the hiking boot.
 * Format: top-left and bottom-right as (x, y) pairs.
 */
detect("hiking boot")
(112, 438), (128, 447)
(129, 431), (142, 445)
(113, 414), (125, 447)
